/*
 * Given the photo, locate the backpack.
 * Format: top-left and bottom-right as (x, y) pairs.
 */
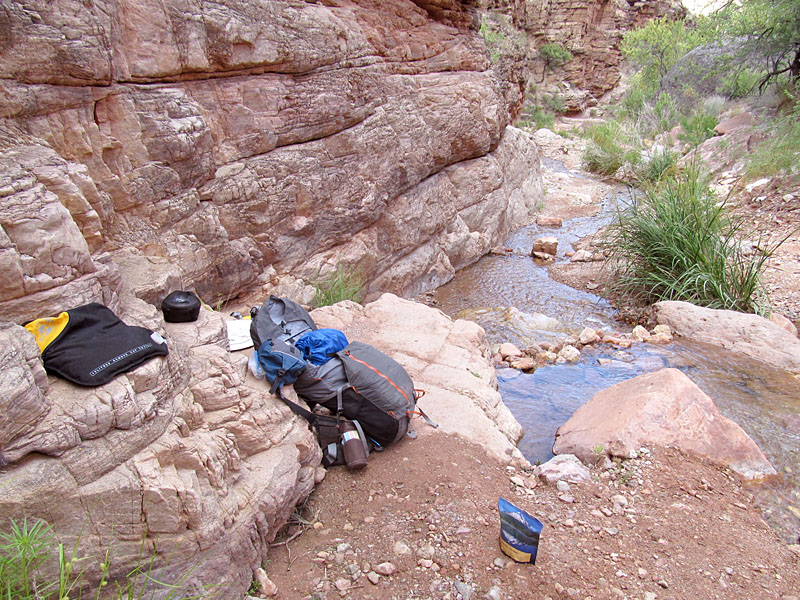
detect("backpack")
(250, 295), (316, 348)
(294, 341), (418, 447)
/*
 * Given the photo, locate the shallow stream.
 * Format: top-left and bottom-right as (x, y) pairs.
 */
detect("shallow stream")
(429, 160), (800, 544)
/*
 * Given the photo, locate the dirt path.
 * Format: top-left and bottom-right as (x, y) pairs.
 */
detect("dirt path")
(266, 435), (799, 599)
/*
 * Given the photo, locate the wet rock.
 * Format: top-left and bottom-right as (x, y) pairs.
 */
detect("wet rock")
(553, 368), (778, 481)
(499, 343), (523, 360)
(654, 300), (800, 374)
(579, 327), (600, 345)
(532, 235), (559, 257)
(631, 325), (651, 342)
(557, 345), (581, 362)
(536, 215), (563, 228)
(603, 334), (632, 348)
(509, 357), (536, 371)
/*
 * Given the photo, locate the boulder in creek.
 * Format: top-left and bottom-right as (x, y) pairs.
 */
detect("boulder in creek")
(654, 300), (800, 375)
(553, 368), (777, 481)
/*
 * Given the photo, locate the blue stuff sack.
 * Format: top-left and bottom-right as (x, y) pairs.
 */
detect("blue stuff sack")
(295, 329), (349, 365)
(498, 497), (543, 564)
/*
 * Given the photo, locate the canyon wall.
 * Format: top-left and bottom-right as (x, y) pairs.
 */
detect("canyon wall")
(0, 0), (543, 321)
(484, 0), (685, 110)
(0, 0), (540, 596)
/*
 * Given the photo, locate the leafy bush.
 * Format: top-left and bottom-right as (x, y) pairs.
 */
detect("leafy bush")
(603, 167), (777, 314)
(582, 121), (641, 176)
(678, 111), (719, 147)
(621, 17), (707, 98)
(721, 68), (764, 98)
(312, 264), (366, 308)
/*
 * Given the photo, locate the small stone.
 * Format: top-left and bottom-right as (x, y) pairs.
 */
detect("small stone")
(563, 518), (575, 528)
(364, 516), (375, 524)
(557, 345), (580, 362)
(644, 592), (657, 600)
(658, 579), (669, 589)
(486, 585), (503, 600)
(343, 522), (354, 531)
(493, 557), (508, 568)
(556, 480), (571, 492)
(510, 475), (526, 487)
(418, 558), (433, 568)
(454, 581), (474, 600)
(254, 568), (278, 597)
(631, 325), (651, 342)
(456, 526), (472, 535)
(334, 578), (350, 592)
(578, 327), (600, 345)
(393, 540), (411, 556)
(499, 342), (523, 359)
(604, 527), (619, 536)
(558, 493), (575, 503)
(611, 494), (628, 507)
(374, 562), (396, 576)
(367, 571), (380, 585)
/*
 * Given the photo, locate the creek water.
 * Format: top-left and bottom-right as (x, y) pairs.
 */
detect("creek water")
(429, 160), (800, 544)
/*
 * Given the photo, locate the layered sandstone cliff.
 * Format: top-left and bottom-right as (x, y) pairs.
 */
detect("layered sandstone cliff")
(484, 0), (685, 109)
(0, 0), (541, 596)
(0, 0), (543, 321)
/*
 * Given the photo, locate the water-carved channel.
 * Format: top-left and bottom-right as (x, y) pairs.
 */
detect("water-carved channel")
(429, 158), (800, 544)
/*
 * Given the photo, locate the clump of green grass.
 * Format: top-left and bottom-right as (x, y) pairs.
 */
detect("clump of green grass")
(678, 110), (719, 147)
(312, 264), (366, 308)
(746, 104), (800, 178)
(582, 120), (641, 176)
(635, 147), (677, 185)
(0, 518), (205, 600)
(603, 166), (780, 314)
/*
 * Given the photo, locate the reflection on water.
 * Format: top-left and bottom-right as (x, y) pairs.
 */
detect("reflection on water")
(430, 182), (800, 544)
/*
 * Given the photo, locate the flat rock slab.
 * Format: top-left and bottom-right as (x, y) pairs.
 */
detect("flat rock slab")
(654, 300), (800, 375)
(553, 368), (776, 481)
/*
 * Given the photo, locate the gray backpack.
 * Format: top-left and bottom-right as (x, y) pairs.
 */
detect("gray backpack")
(295, 341), (425, 447)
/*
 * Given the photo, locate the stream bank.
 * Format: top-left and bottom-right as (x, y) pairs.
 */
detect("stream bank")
(423, 124), (800, 546)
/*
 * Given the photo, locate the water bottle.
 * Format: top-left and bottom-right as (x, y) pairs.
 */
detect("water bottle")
(340, 420), (368, 470)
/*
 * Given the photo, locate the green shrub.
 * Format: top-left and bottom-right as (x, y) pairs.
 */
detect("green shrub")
(582, 121), (641, 176)
(312, 264), (366, 308)
(539, 43), (573, 72)
(516, 103), (555, 130)
(603, 166), (777, 314)
(678, 111), (719, 146)
(721, 68), (764, 98)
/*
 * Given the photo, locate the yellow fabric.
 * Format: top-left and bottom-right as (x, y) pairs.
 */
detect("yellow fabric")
(24, 312), (70, 353)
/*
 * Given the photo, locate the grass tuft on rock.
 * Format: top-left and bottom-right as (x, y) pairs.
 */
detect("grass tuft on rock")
(312, 264), (366, 308)
(603, 166), (780, 314)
